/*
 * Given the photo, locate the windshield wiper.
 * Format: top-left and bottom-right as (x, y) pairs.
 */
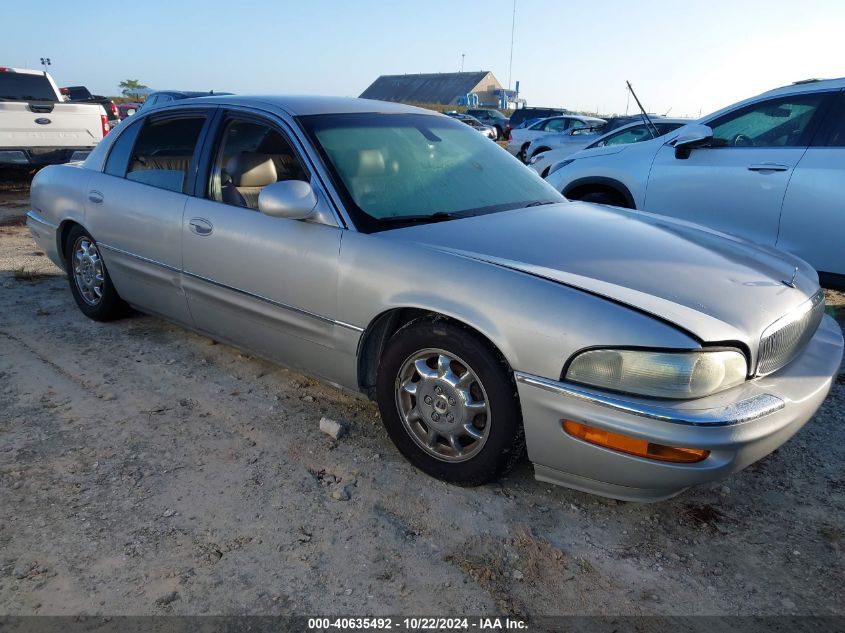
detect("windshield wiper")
(524, 200), (557, 208)
(377, 211), (463, 226)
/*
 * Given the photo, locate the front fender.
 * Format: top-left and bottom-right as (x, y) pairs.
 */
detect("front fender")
(338, 231), (699, 381)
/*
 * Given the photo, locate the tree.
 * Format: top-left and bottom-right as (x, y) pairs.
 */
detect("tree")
(119, 79), (148, 101)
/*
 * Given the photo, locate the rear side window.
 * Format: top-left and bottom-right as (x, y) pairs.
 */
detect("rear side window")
(124, 117), (206, 193)
(0, 72), (57, 101)
(104, 120), (143, 176)
(707, 93), (827, 148)
(812, 92), (845, 147)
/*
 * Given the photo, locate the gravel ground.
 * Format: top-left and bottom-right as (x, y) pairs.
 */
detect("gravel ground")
(0, 180), (843, 619)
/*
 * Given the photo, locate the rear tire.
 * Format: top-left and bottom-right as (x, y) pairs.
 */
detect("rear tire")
(376, 317), (525, 486)
(64, 225), (128, 321)
(517, 144), (529, 163)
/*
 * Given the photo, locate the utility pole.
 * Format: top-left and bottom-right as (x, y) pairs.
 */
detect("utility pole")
(508, 0), (516, 90)
(461, 53), (465, 73)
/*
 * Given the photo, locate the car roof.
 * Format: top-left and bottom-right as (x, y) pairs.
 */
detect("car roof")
(152, 90), (232, 98)
(538, 114), (606, 123)
(167, 95), (440, 116)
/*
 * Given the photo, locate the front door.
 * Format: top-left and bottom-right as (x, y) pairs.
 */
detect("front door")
(778, 90), (845, 280)
(644, 92), (829, 247)
(181, 113), (344, 376)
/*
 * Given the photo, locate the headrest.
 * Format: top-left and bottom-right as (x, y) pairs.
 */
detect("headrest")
(226, 152), (277, 188)
(355, 149), (385, 178)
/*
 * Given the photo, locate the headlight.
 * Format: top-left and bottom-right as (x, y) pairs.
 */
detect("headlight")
(565, 349), (747, 399)
(547, 159), (574, 176)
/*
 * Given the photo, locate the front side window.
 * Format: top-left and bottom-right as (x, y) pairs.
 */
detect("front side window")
(123, 116), (206, 193)
(209, 118), (307, 209)
(600, 124), (651, 146)
(544, 118), (569, 132)
(708, 94), (826, 148)
(300, 112), (563, 232)
(812, 92), (845, 147)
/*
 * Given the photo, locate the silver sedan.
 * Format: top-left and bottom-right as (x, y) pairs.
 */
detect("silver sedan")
(27, 96), (843, 501)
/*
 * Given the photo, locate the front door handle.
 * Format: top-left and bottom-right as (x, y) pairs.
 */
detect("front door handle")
(188, 218), (214, 236)
(748, 163), (789, 172)
(88, 190), (104, 204)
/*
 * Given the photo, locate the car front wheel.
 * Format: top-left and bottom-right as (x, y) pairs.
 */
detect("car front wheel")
(65, 225), (128, 321)
(376, 318), (525, 486)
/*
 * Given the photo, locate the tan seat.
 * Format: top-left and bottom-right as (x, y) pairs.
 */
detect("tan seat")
(128, 155), (192, 174)
(222, 152), (278, 209)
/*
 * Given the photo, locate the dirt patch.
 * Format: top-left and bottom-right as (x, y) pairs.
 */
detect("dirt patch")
(0, 210), (843, 617)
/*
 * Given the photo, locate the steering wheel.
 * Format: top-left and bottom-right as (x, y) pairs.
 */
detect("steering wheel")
(732, 133), (754, 147)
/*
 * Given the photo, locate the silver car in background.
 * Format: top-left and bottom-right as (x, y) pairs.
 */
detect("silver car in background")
(27, 96), (843, 501)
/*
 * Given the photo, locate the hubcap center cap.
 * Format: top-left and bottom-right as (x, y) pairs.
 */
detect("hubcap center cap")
(433, 396), (449, 414)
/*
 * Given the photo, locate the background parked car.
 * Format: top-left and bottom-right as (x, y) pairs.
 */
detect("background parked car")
(139, 90), (232, 110)
(506, 106), (568, 139)
(60, 85), (120, 129)
(118, 102), (142, 120)
(507, 114), (605, 162)
(545, 78), (845, 288)
(445, 112), (497, 139)
(524, 114), (663, 163)
(529, 118), (689, 177)
(465, 108), (509, 139)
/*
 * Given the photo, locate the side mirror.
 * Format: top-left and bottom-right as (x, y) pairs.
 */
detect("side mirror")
(258, 180), (318, 220)
(674, 124), (713, 159)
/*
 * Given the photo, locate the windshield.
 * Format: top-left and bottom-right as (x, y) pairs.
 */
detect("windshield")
(300, 113), (563, 232)
(0, 73), (57, 101)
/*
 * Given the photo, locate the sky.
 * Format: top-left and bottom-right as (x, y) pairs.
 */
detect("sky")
(4, 0), (844, 118)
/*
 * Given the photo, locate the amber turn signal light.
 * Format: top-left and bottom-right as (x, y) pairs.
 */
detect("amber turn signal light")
(562, 420), (709, 464)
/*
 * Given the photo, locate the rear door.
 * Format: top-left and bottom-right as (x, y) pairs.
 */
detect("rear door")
(181, 109), (344, 375)
(644, 92), (830, 247)
(84, 109), (214, 324)
(778, 90), (845, 281)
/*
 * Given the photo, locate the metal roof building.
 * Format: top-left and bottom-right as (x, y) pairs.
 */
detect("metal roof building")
(360, 71), (505, 107)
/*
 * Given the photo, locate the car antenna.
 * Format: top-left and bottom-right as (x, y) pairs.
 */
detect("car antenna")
(626, 81), (660, 138)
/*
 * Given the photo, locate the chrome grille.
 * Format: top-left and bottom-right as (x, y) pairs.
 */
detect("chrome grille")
(756, 290), (825, 376)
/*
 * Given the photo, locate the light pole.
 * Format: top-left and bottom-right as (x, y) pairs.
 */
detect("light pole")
(39, 57), (51, 75)
(461, 53), (465, 73)
(507, 0), (516, 91)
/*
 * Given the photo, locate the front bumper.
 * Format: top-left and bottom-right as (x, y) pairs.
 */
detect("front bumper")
(516, 314), (844, 502)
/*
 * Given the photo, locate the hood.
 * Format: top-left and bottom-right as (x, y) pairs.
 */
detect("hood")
(567, 143), (631, 161)
(384, 203), (818, 353)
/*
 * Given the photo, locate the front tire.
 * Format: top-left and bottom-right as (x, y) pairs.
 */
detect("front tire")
(65, 225), (128, 321)
(376, 318), (525, 486)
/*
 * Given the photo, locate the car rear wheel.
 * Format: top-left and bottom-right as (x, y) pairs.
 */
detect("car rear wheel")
(65, 225), (128, 321)
(376, 317), (525, 486)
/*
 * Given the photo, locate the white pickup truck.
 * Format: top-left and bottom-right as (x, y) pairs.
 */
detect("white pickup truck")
(0, 67), (108, 168)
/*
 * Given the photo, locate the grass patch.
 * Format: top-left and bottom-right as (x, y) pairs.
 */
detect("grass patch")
(10, 267), (52, 282)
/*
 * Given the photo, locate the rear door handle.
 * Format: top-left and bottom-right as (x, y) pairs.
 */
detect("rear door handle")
(748, 163), (789, 172)
(88, 190), (104, 204)
(189, 217), (213, 236)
